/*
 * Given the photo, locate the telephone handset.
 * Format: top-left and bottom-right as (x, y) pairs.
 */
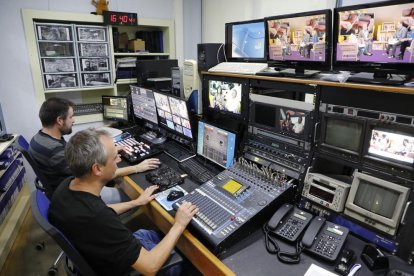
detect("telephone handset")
(267, 203), (313, 242)
(301, 216), (349, 262)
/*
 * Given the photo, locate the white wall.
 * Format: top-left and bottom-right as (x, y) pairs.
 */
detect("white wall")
(202, 0), (335, 43)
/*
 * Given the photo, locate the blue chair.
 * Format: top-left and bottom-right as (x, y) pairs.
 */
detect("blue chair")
(30, 189), (97, 276)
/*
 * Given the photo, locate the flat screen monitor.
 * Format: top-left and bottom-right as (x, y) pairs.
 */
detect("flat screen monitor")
(265, 9), (332, 74)
(345, 172), (410, 235)
(153, 91), (193, 139)
(333, 0), (414, 77)
(249, 94), (314, 141)
(225, 19), (266, 62)
(102, 95), (129, 123)
(202, 75), (249, 121)
(197, 121), (236, 169)
(367, 128), (414, 165)
(130, 85), (158, 125)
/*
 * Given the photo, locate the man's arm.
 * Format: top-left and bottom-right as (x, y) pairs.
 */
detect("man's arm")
(132, 202), (198, 275)
(114, 158), (160, 178)
(107, 185), (158, 214)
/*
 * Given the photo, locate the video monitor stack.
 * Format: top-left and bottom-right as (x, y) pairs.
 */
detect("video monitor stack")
(261, 9), (332, 77)
(333, 0), (414, 84)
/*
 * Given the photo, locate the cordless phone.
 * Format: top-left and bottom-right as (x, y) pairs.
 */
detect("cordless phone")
(267, 203), (313, 242)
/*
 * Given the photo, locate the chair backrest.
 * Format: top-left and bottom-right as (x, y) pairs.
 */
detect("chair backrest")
(14, 135), (52, 196)
(30, 190), (97, 276)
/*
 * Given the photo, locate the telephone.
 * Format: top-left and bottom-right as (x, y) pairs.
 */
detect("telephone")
(300, 216), (349, 262)
(267, 203), (313, 242)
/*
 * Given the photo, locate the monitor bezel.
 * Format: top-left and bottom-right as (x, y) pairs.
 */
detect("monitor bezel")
(363, 122), (414, 170)
(319, 113), (366, 158)
(332, 0), (414, 74)
(225, 18), (267, 63)
(153, 91), (194, 141)
(264, 9), (332, 71)
(130, 85), (159, 126)
(202, 75), (250, 122)
(101, 95), (130, 123)
(0, 103), (7, 137)
(196, 119), (237, 169)
(345, 171), (410, 230)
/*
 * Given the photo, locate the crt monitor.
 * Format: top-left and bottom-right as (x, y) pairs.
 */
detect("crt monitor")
(153, 91), (193, 140)
(333, 0), (414, 81)
(225, 19), (266, 62)
(130, 85), (158, 125)
(344, 172), (410, 236)
(102, 95), (129, 123)
(265, 9), (332, 76)
(202, 75), (249, 121)
(197, 121), (237, 169)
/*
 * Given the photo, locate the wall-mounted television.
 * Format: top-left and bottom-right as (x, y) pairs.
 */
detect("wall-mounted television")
(264, 9), (332, 77)
(202, 75), (249, 121)
(333, 0), (414, 84)
(225, 19), (266, 62)
(345, 172), (410, 236)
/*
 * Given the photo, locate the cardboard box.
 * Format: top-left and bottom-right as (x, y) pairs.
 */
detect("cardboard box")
(118, 33), (129, 50)
(128, 39), (145, 52)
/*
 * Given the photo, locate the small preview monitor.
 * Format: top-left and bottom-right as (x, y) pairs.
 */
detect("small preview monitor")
(197, 121), (236, 169)
(225, 19), (266, 61)
(368, 129), (414, 165)
(265, 9), (332, 71)
(324, 117), (363, 154)
(102, 95), (129, 122)
(279, 108), (306, 135)
(130, 85), (158, 125)
(153, 91), (193, 140)
(333, 0), (414, 75)
(208, 80), (242, 115)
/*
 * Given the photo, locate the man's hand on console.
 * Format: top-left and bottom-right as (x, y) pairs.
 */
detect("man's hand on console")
(133, 185), (159, 206)
(134, 158), (161, 173)
(174, 201), (199, 232)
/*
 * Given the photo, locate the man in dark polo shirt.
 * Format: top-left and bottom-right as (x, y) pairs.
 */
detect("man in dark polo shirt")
(49, 129), (198, 275)
(29, 97), (160, 201)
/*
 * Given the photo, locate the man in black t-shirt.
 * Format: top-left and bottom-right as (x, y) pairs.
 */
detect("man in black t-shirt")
(49, 129), (198, 276)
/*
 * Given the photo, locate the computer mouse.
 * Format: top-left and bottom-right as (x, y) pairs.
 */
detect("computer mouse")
(167, 190), (184, 201)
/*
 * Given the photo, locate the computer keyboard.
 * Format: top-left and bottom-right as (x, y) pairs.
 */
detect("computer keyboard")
(114, 132), (162, 164)
(208, 62), (268, 75)
(145, 165), (184, 192)
(163, 141), (195, 162)
(178, 158), (217, 183)
(73, 103), (103, 116)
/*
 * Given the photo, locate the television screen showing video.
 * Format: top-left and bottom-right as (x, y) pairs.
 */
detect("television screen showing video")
(267, 12), (327, 62)
(208, 80), (242, 115)
(336, 2), (414, 63)
(279, 108), (306, 135)
(368, 129), (414, 164)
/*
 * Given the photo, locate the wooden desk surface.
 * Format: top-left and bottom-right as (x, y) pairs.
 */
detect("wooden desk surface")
(123, 176), (236, 276)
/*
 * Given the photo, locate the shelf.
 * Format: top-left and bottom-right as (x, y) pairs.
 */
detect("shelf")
(114, 52), (170, 57)
(44, 85), (115, 94)
(116, 78), (138, 85)
(74, 113), (103, 124)
(0, 183), (29, 271)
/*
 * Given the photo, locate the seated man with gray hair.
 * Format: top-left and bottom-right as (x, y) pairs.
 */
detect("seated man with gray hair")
(49, 128), (198, 275)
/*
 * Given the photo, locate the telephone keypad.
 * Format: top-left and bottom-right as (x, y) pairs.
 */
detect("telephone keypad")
(307, 225), (349, 262)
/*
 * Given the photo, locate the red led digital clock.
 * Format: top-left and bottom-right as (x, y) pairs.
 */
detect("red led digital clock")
(103, 11), (138, 26)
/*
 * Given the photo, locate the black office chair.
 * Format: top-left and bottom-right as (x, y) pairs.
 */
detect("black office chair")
(31, 189), (97, 276)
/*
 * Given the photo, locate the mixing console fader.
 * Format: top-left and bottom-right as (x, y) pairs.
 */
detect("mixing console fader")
(173, 160), (295, 255)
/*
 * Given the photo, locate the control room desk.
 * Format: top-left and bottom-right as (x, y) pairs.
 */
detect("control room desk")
(122, 153), (413, 275)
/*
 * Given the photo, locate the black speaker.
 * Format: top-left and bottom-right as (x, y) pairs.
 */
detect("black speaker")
(197, 43), (225, 71)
